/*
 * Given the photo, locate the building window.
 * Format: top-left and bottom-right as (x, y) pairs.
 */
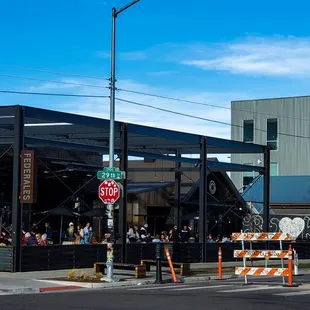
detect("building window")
(243, 165), (254, 187)
(270, 162), (278, 176)
(267, 118), (278, 150)
(243, 120), (254, 143)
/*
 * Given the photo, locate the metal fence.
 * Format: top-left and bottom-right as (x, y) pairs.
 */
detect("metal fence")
(0, 246), (14, 272)
(0, 242), (309, 272)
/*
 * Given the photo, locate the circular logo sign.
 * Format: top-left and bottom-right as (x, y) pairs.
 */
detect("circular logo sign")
(209, 180), (217, 194)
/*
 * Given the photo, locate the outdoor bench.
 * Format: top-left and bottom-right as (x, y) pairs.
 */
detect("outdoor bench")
(93, 262), (146, 279)
(140, 259), (191, 276)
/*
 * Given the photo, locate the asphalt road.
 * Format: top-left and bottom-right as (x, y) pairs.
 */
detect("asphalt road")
(1, 274), (310, 310)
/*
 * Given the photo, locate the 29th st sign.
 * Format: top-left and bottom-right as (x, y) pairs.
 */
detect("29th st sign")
(98, 179), (120, 204)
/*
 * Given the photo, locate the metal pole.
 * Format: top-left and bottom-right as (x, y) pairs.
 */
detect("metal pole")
(107, 7), (115, 235)
(263, 147), (270, 232)
(107, 0), (140, 245)
(109, 0), (140, 167)
(109, 7), (116, 169)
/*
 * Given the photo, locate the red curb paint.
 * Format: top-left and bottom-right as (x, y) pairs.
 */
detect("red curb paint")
(40, 286), (83, 292)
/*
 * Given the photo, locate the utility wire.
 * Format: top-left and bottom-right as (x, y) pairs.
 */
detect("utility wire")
(0, 90), (109, 98)
(2, 89), (310, 140)
(0, 74), (109, 89)
(114, 97), (310, 140)
(2, 65), (110, 81)
(2, 68), (310, 123)
(117, 88), (310, 123)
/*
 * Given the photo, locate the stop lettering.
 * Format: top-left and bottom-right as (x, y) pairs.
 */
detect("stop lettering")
(100, 187), (118, 196)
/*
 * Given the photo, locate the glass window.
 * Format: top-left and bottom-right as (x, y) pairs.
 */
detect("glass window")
(243, 120), (254, 143)
(243, 165), (254, 187)
(270, 162), (278, 176)
(267, 118), (278, 150)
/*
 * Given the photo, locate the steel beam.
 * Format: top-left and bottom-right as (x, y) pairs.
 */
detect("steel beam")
(263, 147), (270, 232)
(0, 106), (16, 117)
(24, 137), (201, 164)
(128, 150), (200, 164)
(12, 106), (24, 272)
(199, 136), (207, 262)
(0, 137), (14, 145)
(208, 161), (264, 173)
(119, 123), (128, 263)
(0, 117), (14, 126)
(174, 149), (181, 227)
(24, 106), (118, 130)
(127, 123), (200, 143)
(207, 136), (265, 154)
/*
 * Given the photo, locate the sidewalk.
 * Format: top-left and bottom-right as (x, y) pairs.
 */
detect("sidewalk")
(0, 260), (309, 294)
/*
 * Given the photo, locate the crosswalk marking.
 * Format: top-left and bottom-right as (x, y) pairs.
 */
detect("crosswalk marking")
(172, 285), (233, 291)
(218, 286), (281, 293)
(128, 284), (190, 291)
(274, 290), (310, 297)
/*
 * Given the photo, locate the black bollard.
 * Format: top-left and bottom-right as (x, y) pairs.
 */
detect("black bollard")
(155, 243), (163, 284)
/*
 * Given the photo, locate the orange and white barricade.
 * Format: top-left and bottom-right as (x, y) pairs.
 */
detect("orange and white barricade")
(231, 232), (298, 287)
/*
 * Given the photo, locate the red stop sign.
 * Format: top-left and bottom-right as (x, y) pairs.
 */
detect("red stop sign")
(98, 179), (120, 204)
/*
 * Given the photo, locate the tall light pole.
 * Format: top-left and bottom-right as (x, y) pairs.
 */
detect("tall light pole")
(109, 0), (140, 168)
(107, 0), (140, 242)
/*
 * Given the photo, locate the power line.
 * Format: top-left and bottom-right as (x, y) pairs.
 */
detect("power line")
(3, 65), (310, 123)
(117, 88), (310, 123)
(115, 97), (310, 140)
(116, 97), (237, 127)
(3, 66), (310, 123)
(0, 74), (109, 90)
(2, 88), (310, 140)
(0, 90), (109, 99)
(2, 65), (109, 81)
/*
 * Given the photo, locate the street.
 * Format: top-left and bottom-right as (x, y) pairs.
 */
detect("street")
(1, 274), (310, 310)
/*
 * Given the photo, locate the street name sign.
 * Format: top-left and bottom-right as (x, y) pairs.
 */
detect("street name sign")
(97, 167), (126, 180)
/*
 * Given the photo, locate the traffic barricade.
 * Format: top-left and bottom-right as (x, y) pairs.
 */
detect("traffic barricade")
(231, 232), (299, 287)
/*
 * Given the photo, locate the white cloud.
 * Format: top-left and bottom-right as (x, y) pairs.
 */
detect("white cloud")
(178, 36), (310, 77)
(23, 78), (254, 160)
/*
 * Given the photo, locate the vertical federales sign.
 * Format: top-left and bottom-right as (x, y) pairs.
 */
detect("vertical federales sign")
(20, 150), (36, 204)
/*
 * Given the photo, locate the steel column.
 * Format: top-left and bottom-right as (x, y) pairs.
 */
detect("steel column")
(12, 106), (24, 272)
(119, 123), (128, 263)
(199, 136), (207, 262)
(263, 147), (270, 232)
(174, 149), (181, 227)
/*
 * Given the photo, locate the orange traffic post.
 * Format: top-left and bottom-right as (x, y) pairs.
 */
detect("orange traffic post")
(218, 247), (223, 280)
(165, 248), (177, 283)
(283, 244), (298, 287)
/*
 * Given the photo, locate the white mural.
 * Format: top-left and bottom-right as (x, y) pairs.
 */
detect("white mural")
(243, 215), (310, 240)
(279, 217), (305, 239)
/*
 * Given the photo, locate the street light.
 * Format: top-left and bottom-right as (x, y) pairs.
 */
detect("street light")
(107, 0), (140, 241)
(109, 0), (140, 168)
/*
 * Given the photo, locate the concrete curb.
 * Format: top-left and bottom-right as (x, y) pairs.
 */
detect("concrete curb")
(0, 287), (40, 294)
(33, 274), (238, 291)
(184, 274), (238, 282)
(34, 279), (156, 289)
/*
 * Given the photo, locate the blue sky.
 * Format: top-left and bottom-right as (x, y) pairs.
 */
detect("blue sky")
(1, 0), (310, 155)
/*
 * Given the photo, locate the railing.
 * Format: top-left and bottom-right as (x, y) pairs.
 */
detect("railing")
(1, 242), (309, 272)
(21, 245), (121, 272)
(0, 246), (14, 272)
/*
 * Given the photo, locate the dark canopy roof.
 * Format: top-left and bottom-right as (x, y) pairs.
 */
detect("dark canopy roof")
(0, 105), (266, 172)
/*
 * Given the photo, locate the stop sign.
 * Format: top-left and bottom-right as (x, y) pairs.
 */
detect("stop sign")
(98, 179), (120, 204)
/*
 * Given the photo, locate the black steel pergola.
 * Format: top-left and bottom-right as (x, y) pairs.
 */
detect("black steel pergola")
(0, 105), (270, 271)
